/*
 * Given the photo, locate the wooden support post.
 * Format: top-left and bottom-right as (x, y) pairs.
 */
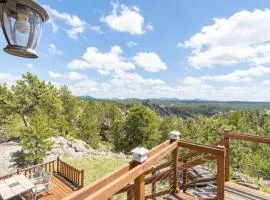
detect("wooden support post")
(16, 169), (20, 175)
(134, 173), (145, 200)
(171, 139), (179, 194)
(217, 151), (225, 200)
(182, 159), (187, 192)
(224, 137), (230, 182)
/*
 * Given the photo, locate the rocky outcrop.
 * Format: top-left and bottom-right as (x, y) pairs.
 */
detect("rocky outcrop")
(0, 137), (129, 175)
(233, 170), (269, 190)
(0, 142), (21, 176)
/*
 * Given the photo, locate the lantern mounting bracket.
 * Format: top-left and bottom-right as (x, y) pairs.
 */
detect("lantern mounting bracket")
(0, 0), (48, 21)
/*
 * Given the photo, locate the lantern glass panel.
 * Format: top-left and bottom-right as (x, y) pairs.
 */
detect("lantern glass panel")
(1, 2), (43, 57)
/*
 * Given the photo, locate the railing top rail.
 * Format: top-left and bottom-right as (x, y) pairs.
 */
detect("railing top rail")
(178, 140), (225, 156)
(59, 159), (82, 172)
(21, 159), (57, 171)
(224, 132), (270, 144)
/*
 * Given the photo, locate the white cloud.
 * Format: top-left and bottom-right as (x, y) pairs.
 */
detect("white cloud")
(26, 63), (35, 68)
(101, 2), (152, 35)
(53, 69), (270, 101)
(89, 25), (103, 34)
(182, 77), (204, 85)
(0, 73), (19, 87)
(179, 9), (270, 68)
(67, 46), (135, 75)
(48, 71), (87, 81)
(126, 41), (138, 47)
(48, 71), (66, 78)
(69, 71), (172, 98)
(133, 52), (167, 72)
(43, 5), (87, 39)
(47, 18), (59, 33)
(202, 66), (270, 83)
(146, 24), (154, 31)
(69, 79), (101, 96)
(262, 80), (270, 85)
(48, 44), (63, 56)
(68, 72), (87, 80)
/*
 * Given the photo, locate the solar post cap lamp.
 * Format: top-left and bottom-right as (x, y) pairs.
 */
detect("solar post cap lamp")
(170, 130), (181, 140)
(131, 147), (149, 163)
(0, 0), (49, 58)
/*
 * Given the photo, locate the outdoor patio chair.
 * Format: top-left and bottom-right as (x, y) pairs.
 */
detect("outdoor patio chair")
(32, 172), (53, 200)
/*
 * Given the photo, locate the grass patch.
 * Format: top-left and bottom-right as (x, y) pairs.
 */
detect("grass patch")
(64, 155), (128, 186)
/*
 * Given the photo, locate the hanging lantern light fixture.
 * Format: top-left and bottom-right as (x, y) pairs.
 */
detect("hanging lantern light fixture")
(0, 0), (48, 58)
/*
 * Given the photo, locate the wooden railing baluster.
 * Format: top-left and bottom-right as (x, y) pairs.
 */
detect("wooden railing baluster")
(151, 170), (156, 200)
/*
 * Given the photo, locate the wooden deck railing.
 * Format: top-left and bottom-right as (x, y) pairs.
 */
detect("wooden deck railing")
(0, 157), (84, 188)
(0, 159), (57, 181)
(64, 138), (226, 200)
(223, 132), (270, 182)
(57, 157), (85, 188)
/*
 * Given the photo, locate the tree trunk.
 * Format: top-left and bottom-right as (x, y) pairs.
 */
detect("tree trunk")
(22, 114), (30, 129)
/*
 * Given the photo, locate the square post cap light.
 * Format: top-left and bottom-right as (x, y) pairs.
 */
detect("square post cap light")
(170, 131), (181, 140)
(131, 147), (149, 163)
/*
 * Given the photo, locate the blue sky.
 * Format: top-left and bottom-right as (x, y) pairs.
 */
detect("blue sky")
(1, 0), (270, 101)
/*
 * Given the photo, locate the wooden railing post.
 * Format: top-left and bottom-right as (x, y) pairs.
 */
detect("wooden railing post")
(131, 147), (149, 200)
(81, 170), (85, 188)
(217, 147), (225, 200)
(170, 131), (180, 194)
(134, 173), (145, 200)
(57, 156), (60, 173)
(224, 137), (230, 182)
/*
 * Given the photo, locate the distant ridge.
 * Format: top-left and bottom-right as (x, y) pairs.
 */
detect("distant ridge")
(78, 96), (95, 100)
(77, 96), (270, 108)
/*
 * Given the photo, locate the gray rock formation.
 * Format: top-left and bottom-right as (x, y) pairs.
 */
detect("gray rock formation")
(0, 136), (129, 176)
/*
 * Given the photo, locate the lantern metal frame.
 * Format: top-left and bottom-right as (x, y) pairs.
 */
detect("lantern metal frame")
(0, 0), (48, 58)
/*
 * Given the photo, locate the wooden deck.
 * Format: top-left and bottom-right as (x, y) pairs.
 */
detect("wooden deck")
(28, 175), (77, 200)
(174, 182), (270, 200)
(225, 182), (270, 200)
